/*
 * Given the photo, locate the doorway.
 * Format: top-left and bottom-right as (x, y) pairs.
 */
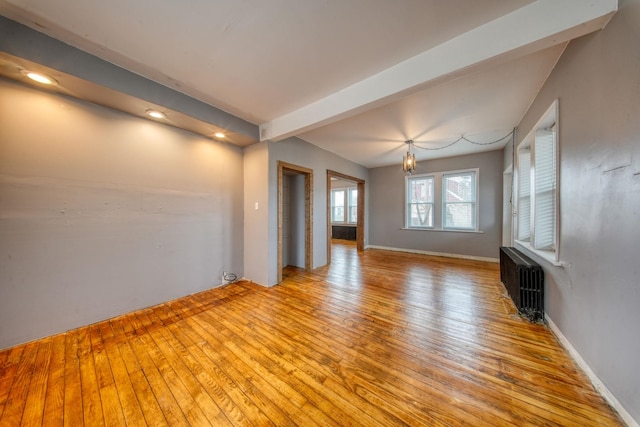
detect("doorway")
(278, 161), (313, 283)
(327, 170), (365, 263)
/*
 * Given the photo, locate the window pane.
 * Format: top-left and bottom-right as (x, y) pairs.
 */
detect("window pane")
(444, 173), (475, 202)
(408, 203), (433, 227)
(408, 177), (434, 203)
(443, 172), (477, 230)
(348, 188), (358, 223)
(444, 203), (475, 229)
(407, 176), (434, 227)
(518, 150), (531, 241)
(331, 190), (344, 222)
(534, 129), (556, 250)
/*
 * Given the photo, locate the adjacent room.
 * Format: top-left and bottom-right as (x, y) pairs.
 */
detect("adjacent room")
(1, 1), (638, 425)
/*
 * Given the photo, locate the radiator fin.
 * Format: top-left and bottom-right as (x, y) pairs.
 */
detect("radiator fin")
(499, 247), (544, 322)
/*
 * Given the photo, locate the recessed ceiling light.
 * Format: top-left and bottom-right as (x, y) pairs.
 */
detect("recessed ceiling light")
(146, 109), (166, 119)
(214, 132), (225, 139)
(21, 70), (57, 85)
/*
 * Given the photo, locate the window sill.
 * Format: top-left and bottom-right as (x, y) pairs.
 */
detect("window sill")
(514, 240), (563, 267)
(402, 227), (483, 234)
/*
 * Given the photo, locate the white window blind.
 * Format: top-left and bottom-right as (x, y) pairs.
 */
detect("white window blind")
(348, 188), (358, 223)
(515, 99), (559, 262)
(331, 189), (344, 222)
(518, 149), (531, 241)
(407, 176), (434, 228)
(533, 129), (556, 250)
(443, 171), (477, 230)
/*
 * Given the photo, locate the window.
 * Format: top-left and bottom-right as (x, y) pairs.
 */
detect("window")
(406, 169), (478, 231)
(515, 100), (559, 262)
(331, 189), (344, 222)
(348, 188), (358, 223)
(517, 150), (531, 241)
(443, 171), (477, 230)
(407, 175), (434, 228)
(331, 187), (358, 224)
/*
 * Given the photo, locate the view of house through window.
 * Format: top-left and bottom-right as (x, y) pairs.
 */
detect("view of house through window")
(443, 171), (477, 230)
(406, 169), (478, 231)
(407, 175), (434, 227)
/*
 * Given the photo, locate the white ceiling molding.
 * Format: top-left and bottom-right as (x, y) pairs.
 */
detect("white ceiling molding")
(260, 0), (617, 142)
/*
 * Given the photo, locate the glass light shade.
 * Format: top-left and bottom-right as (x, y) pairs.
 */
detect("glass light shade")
(403, 151), (416, 174)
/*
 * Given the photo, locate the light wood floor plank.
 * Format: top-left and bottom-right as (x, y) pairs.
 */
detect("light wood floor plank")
(77, 327), (104, 426)
(0, 344), (26, 420)
(261, 279), (604, 425)
(0, 341), (38, 426)
(184, 291), (381, 427)
(89, 324), (126, 427)
(20, 338), (52, 426)
(0, 241), (625, 426)
(154, 302), (306, 427)
(98, 322), (148, 427)
(174, 303), (291, 426)
(105, 318), (168, 426)
(62, 331), (83, 427)
(125, 313), (190, 426)
(42, 333), (65, 427)
(210, 291), (448, 426)
(141, 310), (234, 426)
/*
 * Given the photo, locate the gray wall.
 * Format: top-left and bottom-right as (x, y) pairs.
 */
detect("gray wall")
(243, 142), (269, 286)
(0, 79), (244, 349)
(510, 0), (640, 422)
(289, 174), (306, 268)
(0, 16), (258, 143)
(262, 138), (369, 286)
(369, 150), (504, 259)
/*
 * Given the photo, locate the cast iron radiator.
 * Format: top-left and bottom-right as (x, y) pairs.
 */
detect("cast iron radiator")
(499, 247), (544, 322)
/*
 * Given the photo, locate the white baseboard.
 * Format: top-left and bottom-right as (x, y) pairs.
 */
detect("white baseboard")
(365, 245), (499, 263)
(546, 315), (638, 427)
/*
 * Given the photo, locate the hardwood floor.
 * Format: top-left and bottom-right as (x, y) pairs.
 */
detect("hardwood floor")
(0, 241), (623, 426)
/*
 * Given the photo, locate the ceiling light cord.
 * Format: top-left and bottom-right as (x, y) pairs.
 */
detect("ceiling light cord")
(411, 129), (514, 151)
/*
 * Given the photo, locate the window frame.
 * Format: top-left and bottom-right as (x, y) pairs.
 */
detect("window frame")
(405, 168), (479, 232)
(330, 189), (345, 223)
(347, 187), (358, 224)
(406, 174), (435, 229)
(514, 99), (560, 264)
(331, 187), (358, 225)
(442, 170), (478, 231)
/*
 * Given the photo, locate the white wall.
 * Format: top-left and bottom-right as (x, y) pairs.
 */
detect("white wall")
(368, 150), (504, 260)
(0, 79), (244, 349)
(510, 0), (640, 422)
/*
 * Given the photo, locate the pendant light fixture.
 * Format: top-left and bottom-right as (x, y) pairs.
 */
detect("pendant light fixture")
(403, 140), (416, 174)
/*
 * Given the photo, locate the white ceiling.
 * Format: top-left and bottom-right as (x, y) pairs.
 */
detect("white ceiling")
(0, 0), (617, 168)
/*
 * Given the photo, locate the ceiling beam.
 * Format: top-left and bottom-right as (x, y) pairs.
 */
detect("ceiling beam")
(259, 0), (617, 142)
(0, 16), (260, 144)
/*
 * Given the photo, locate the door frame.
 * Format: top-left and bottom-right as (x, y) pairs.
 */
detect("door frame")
(327, 170), (365, 262)
(503, 165), (514, 247)
(278, 161), (313, 283)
